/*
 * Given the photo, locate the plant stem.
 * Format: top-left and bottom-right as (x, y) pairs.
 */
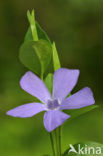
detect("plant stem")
(50, 132), (56, 156)
(55, 129), (59, 156)
(58, 126), (62, 156)
(41, 72), (43, 81)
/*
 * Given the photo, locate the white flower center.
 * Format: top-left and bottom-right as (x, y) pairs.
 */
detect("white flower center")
(46, 99), (61, 110)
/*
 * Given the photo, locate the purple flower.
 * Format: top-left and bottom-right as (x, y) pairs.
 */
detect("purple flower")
(7, 68), (95, 132)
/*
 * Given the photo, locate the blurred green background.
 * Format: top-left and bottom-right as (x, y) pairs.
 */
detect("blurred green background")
(0, 0), (103, 155)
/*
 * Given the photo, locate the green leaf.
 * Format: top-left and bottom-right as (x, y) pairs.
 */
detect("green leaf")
(63, 141), (103, 156)
(36, 21), (51, 44)
(25, 10), (51, 44)
(24, 27), (33, 42)
(27, 10), (38, 41)
(44, 73), (53, 94)
(52, 42), (61, 71)
(24, 22), (51, 43)
(63, 105), (98, 121)
(19, 40), (52, 78)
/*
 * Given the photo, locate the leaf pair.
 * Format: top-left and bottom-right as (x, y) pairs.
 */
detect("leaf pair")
(19, 10), (60, 78)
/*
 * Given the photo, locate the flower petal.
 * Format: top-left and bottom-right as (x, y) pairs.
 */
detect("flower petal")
(20, 71), (51, 103)
(53, 68), (79, 101)
(60, 87), (95, 110)
(43, 110), (70, 132)
(6, 103), (45, 118)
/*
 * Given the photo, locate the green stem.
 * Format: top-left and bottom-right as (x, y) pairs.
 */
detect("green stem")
(41, 71), (43, 81)
(54, 127), (62, 156)
(58, 127), (62, 156)
(50, 132), (56, 156)
(55, 129), (59, 156)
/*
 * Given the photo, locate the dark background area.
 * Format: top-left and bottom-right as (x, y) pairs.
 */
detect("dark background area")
(0, 0), (103, 155)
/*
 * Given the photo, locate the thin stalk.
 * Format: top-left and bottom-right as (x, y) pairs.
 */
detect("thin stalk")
(41, 71), (43, 81)
(58, 126), (62, 156)
(50, 132), (56, 156)
(55, 129), (59, 156)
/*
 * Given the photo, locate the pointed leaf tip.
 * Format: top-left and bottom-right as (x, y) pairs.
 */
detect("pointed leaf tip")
(52, 42), (61, 71)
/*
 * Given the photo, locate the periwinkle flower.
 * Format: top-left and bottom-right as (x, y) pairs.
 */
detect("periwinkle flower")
(7, 68), (95, 132)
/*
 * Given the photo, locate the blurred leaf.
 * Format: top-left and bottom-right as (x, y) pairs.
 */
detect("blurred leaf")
(24, 27), (33, 41)
(63, 141), (103, 156)
(22, 10), (54, 78)
(52, 42), (61, 71)
(36, 21), (51, 44)
(19, 40), (52, 77)
(24, 22), (51, 43)
(44, 73), (53, 94)
(27, 10), (38, 41)
(25, 10), (51, 44)
(64, 105), (98, 121)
